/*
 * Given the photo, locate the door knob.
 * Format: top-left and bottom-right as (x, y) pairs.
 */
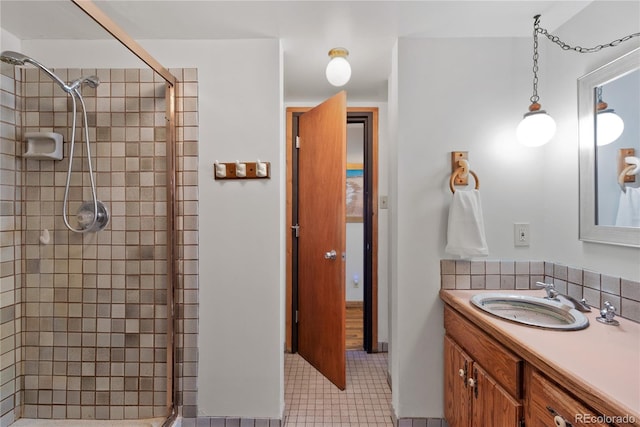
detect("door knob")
(324, 250), (337, 260)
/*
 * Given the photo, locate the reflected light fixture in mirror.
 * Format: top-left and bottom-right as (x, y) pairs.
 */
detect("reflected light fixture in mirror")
(595, 86), (624, 146)
(517, 15), (556, 147)
(326, 47), (351, 87)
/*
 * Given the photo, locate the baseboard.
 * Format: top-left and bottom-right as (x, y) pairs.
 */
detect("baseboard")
(395, 417), (447, 427)
(181, 416), (282, 427)
(391, 408), (447, 427)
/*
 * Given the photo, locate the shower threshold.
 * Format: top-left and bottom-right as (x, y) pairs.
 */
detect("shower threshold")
(10, 417), (180, 427)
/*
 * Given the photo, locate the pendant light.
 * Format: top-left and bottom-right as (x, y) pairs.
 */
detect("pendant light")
(516, 15), (556, 147)
(326, 48), (351, 87)
(595, 86), (624, 146)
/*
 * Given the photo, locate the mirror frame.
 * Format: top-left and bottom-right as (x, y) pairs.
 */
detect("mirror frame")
(578, 47), (640, 248)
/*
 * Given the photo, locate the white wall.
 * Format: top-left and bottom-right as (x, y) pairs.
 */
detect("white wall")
(1, 28), (21, 51)
(542, 1), (640, 280)
(387, 40), (399, 413)
(393, 35), (542, 418)
(346, 225), (364, 301)
(389, 1), (639, 419)
(21, 38), (285, 419)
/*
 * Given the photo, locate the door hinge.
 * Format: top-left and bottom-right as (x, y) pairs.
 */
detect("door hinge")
(295, 136), (300, 149)
(295, 310), (299, 323)
(291, 224), (300, 238)
(519, 420), (525, 427)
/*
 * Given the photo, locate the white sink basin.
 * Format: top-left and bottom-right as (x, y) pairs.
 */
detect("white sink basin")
(470, 293), (589, 331)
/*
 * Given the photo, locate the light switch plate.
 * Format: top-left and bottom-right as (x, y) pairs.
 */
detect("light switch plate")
(380, 195), (388, 209)
(514, 223), (530, 247)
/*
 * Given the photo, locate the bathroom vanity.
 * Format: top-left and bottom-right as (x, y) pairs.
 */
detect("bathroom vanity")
(440, 289), (640, 427)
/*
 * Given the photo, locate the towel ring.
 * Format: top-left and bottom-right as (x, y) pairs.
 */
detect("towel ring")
(618, 164), (636, 193)
(450, 167), (479, 193)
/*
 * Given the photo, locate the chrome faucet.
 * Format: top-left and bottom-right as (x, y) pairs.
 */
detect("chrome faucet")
(535, 282), (591, 312)
(535, 281), (559, 299)
(597, 301), (620, 326)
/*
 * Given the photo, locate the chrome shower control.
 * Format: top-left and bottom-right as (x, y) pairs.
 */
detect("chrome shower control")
(76, 201), (110, 232)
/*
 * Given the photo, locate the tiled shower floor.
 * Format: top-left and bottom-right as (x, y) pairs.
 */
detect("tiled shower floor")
(284, 351), (393, 426)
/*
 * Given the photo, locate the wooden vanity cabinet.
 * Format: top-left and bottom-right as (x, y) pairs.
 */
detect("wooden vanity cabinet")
(444, 306), (523, 427)
(526, 366), (611, 427)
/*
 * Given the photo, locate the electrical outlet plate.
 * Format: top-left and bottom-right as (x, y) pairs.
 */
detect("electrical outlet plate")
(514, 223), (530, 247)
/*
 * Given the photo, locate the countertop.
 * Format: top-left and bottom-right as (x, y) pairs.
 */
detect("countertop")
(440, 289), (640, 425)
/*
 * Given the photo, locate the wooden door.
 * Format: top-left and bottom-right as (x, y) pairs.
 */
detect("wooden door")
(444, 336), (472, 427)
(472, 364), (522, 427)
(297, 91), (347, 390)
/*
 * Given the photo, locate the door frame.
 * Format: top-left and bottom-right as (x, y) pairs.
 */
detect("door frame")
(286, 106), (379, 353)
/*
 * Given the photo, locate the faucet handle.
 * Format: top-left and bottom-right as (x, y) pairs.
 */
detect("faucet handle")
(597, 301), (620, 326)
(535, 281), (559, 299)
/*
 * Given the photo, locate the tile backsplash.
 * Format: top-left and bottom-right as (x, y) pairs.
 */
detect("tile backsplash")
(440, 260), (640, 323)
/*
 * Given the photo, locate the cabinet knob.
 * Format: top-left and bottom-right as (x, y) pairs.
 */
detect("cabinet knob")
(467, 378), (475, 387)
(458, 369), (464, 377)
(553, 415), (566, 427)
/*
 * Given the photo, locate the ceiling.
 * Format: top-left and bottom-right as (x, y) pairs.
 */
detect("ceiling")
(1, 1), (592, 101)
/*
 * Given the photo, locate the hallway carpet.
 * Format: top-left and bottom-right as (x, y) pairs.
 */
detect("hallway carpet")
(284, 351), (392, 426)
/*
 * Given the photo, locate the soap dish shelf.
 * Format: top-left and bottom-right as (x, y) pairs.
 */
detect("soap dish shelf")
(22, 132), (64, 160)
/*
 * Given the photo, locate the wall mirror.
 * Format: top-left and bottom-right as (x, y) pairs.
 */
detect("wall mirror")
(578, 47), (640, 247)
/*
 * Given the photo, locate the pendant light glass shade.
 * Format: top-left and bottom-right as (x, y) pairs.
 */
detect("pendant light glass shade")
(595, 90), (624, 146)
(596, 109), (624, 146)
(326, 48), (351, 87)
(516, 105), (556, 147)
(517, 15), (556, 147)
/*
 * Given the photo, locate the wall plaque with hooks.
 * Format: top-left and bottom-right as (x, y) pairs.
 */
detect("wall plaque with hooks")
(214, 160), (271, 180)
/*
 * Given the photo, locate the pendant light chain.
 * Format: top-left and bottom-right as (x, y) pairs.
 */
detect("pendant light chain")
(530, 15), (542, 104)
(535, 18), (640, 54)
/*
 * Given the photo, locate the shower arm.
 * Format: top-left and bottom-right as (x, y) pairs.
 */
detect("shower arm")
(61, 89), (99, 233)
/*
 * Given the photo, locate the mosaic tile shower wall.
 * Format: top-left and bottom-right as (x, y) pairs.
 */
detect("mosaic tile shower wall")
(0, 61), (23, 427)
(0, 65), (199, 424)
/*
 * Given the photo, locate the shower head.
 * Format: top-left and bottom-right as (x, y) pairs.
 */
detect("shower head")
(0, 50), (72, 93)
(0, 50), (29, 65)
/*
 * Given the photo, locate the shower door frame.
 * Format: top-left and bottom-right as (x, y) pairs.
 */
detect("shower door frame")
(71, 0), (179, 419)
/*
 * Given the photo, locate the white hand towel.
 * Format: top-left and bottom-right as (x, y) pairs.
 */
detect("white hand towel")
(445, 189), (489, 259)
(615, 187), (640, 227)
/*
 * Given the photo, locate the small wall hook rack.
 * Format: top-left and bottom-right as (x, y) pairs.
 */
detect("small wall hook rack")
(214, 161), (271, 180)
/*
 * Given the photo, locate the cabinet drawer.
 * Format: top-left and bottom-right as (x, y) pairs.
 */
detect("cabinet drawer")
(526, 367), (609, 427)
(444, 306), (522, 399)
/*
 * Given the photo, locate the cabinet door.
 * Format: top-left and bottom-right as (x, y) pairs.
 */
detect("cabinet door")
(526, 368), (609, 427)
(472, 364), (523, 427)
(444, 335), (472, 427)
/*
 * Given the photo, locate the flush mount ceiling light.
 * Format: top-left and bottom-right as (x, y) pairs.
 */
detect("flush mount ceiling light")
(326, 47), (351, 87)
(595, 86), (624, 146)
(516, 14), (639, 148)
(516, 15), (556, 147)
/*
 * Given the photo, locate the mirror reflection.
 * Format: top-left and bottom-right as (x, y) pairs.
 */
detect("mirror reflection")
(595, 69), (640, 227)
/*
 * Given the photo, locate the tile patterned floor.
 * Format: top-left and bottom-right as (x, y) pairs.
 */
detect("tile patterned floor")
(284, 351), (393, 427)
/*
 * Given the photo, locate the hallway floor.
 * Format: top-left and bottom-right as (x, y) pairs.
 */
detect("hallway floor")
(284, 351), (393, 426)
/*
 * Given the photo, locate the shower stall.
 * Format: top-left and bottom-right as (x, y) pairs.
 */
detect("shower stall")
(0, 4), (199, 427)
